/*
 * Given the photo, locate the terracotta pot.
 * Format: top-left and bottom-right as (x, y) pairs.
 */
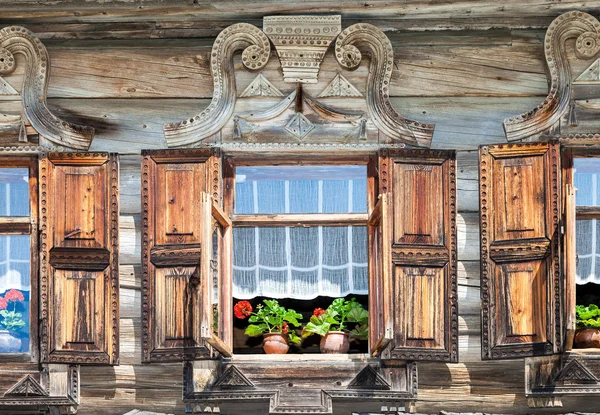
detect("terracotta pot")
(0, 330), (21, 353)
(320, 331), (350, 354)
(262, 333), (289, 354)
(574, 328), (600, 349)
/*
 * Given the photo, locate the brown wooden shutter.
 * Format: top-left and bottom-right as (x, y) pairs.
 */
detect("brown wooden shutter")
(479, 142), (563, 360)
(371, 149), (458, 362)
(142, 149), (231, 362)
(40, 152), (119, 365)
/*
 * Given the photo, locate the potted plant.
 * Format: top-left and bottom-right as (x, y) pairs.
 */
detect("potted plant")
(0, 289), (26, 353)
(234, 299), (302, 354)
(574, 304), (600, 348)
(302, 298), (368, 354)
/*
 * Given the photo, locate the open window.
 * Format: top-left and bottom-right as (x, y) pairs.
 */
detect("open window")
(143, 149), (458, 362)
(479, 142), (563, 360)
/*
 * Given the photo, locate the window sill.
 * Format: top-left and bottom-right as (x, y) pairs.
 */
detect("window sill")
(227, 353), (373, 363)
(0, 353), (34, 363)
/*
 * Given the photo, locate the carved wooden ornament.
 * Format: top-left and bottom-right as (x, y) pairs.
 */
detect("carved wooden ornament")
(0, 26), (94, 150)
(504, 11), (600, 140)
(163, 16), (434, 148)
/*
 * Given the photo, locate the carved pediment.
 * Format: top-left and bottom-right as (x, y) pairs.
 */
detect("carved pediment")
(3, 375), (48, 397)
(213, 365), (255, 390)
(163, 15), (434, 148)
(554, 359), (598, 384)
(348, 365), (391, 390)
(0, 26), (94, 150)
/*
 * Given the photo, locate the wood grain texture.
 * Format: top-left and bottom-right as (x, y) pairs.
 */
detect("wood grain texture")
(480, 142), (562, 360)
(40, 152), (119, 365)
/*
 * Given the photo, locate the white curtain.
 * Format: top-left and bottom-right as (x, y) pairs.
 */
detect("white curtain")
(233, 166), (368, 299)
(575, 160), (600, 284)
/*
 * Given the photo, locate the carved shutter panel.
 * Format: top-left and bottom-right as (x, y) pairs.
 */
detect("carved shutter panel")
(372, 150), (458, 362)
(142, 149), (231, 362)
(479, 142), (563, 360)
(40, 153), (119, 365)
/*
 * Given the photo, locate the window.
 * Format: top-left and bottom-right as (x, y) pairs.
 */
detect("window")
(142, 149), (458, 363)
(230, 162), (370, 353)
(0, 157), (37, 358)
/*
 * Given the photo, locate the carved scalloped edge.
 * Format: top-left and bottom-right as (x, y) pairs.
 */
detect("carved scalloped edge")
(141, 154), (152, 362)
(479, 141), (561, 360)
(503, 11), (600, 141)
(334, 23), (434, 148)
(0, 26), (94, 150)
(163, 23), (270, 147)
(39, 152), (117, 365)
(218, 142), (406, 150)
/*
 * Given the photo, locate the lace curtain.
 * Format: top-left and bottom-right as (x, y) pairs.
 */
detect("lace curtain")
(232, 166), (369, 299)
(575, 159), (600, 285)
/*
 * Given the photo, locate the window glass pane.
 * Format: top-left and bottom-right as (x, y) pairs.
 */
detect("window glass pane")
(0, 168), (29, 217)
(234, 165), (367, 214)
(575, 219), (600, 285)
(574, 158), (600, 206)
(233, 226), (368, 300)
(0, 235), (30, 353)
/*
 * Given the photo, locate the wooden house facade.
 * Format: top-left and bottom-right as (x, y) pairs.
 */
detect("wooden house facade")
(1, 1), (600, 414)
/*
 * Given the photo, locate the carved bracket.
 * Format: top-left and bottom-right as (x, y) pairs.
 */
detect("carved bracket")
(163, 23), (271, 147)
(504, 11), (600, 141)
(0, 26), (94, 150)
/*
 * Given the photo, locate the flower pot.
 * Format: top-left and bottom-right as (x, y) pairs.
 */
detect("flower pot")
(0, 330), (21, 353)
(574, 328), (600, 349)
(262, 333), (289, 354)
(320, 331), (349, 354)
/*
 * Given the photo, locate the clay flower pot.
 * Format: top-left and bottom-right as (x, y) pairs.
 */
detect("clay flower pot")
(574, 328), (600, 349)
(320, 331), (350, 354)
(0, 330), (21, 353)
(262, 333), (290, 354)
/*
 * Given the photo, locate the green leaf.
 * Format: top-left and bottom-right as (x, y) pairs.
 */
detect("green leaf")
(245, 324), (268, 337)
(349, 324), (369, 340)
(287, 332), (302, 345)
(347, 307), (368, 325)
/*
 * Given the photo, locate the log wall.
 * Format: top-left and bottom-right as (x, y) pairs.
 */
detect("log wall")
(1, 4), (600, 413)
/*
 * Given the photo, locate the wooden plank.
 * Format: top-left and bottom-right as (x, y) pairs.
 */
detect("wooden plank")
(0, 31), (547, 99)
(0, 0), (594, 31)
(120, 214), (141, 265)
(456, 150), (479, 213)
(457, 212), (479, 262)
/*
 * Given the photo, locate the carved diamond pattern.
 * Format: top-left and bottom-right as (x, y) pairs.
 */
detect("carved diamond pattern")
(285, 112), (314, 139)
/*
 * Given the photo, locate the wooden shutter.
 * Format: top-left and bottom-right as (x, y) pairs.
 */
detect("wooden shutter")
(371, 149), (458, 362)
(142, 149), (231, 362)
(479, 142), (563, 360)
(40, 152), (119, 365)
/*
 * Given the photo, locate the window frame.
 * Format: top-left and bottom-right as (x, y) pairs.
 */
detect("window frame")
(563, 147), (600, 353)
(0, 156), (38, 363)
(223, 153), (378, 355)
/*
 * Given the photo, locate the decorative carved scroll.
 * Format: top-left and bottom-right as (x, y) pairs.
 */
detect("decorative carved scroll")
(163, 23), (270, 147)
(0, 26), (94, 150)
(504, 11), (600, 141)
(335, 23), (435, 147)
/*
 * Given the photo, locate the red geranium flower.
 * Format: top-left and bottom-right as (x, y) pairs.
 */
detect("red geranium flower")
(313, 308), (325, 317)
(0, 296), (7, 310)
(234, 301), (252, 319)
(4, 289), (24, 302)
(282, 322), (289, 334)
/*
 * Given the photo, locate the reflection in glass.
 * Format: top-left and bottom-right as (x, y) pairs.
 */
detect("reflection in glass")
(0, 168), (29, 217)
(235, 165), (367, 214)
(0, 235), (30, 353)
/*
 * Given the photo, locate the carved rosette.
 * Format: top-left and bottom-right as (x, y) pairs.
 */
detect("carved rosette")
(335, 23), (435, 148)
(504, 11), (600, 141)
(163, 23), (270, 147)
(0, 26), (94, 150)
